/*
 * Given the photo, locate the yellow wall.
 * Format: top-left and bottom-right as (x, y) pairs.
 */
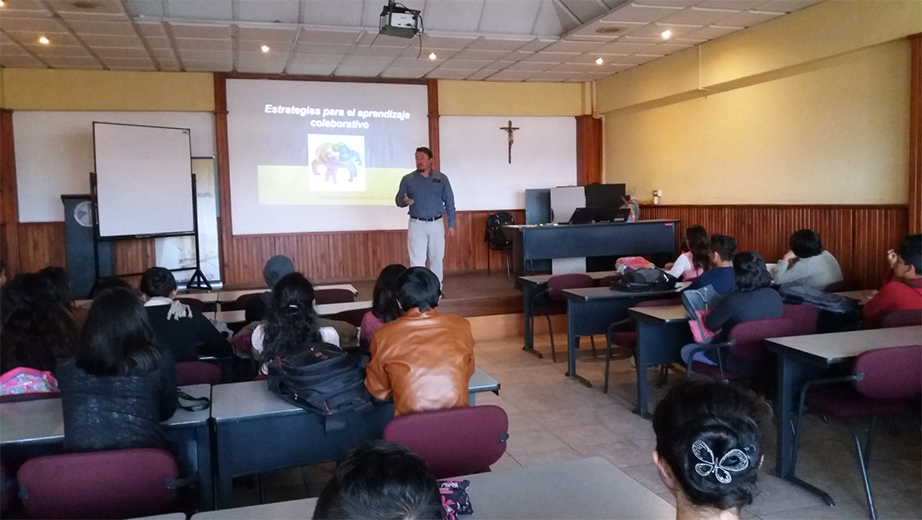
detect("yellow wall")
(598, 0), (919, 205)
(0, 69), (214, 111)
(438, 80), (586, 116)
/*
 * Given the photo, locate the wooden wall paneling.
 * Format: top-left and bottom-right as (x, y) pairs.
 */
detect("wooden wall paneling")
(909, 34), (921, 234)
(0, 109), (21, 275)
(16, 222), (66, 272)
(575, 115), (602, 186)
(427, 79), (440, 171)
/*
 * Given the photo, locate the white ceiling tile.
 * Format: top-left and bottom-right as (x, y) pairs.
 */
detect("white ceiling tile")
(348, 44), (407, 57)
(467, 37), (532, 51)
(631, 22), (702, 38)
(649, 42), (693, 55)
(180, 49), (232, 61)
(439, 58), (492, 70)
(0, 54), (46, 67)
(716, 9), (784, 27)
(422, 0), (484, 32)
(164, 0), (233, 20)
(616, 53), (663, 65)
(151, 48), (176, 60)
(102, 57), (156, 69)
(466, 69), (495, 80)
(158, 59), (182, 71)
(15, 33), (82, 46)
(390, 57), (439, 68)
(521, 52), (569, 64)
(143, 36), (173, 49)
(356, 32), (411, 46)
(126, 0), (164, 17)
(696, 0), (766, 9)
(236, 0), (299, 23)
(542, 40), (602, 54)
(183, 59), (233, 71)
(136, 22), (166, 37)
(175, 38), (231, 51)
(299, 28), (362, 45)
(237, 51), (288, 62)
(285, 62), (338, 76)
(757, 0), (825, 13)
(333, 64), (387, 77)
(526, 71), (581, 82)
(550, 62), (599, 72)
(302, 1), (363, 26)
(45, 56), (103, 69)
(297, 42), (354, 55)
(487, 70), (533, 81)
(64, 20), (136, 35)
(532, 0), (572, 36)
(168, 23), (232, 39)
(633, 0), (700, 7)
(426, 68), (473, 80)
(480, 61), (511, 72)
(0, 43), (29, 56)
(403, 46), (457, 59)
(24, 44), (89, 57)
(452, 48), (507, 61)
(238, 41), (282, 54)
(0, 17), (68, 33)
(604, 3), (683, 23)
(236, 26), (298, 42)
(236, 60), (287, 73)
(478, 0), (542, 34)
(82, 34), (143, 48)
(51, 0), (127, 20)
(679, 24), (743, 41)
(340, 54), (393, 67)
(621, 34), (670, 43)
(566, 20), (644, 41)
(659, 6), (740, 25)
(0, 0), (49, 18)
(594, 40), (655, 55)
(379, 68), (430, 79)
(518, 39), (555, 52)
(421, 34), (477, 50)
(93, 46), (150, 58)
(568, 53), (610, 64)
(291, 53), (346, 64)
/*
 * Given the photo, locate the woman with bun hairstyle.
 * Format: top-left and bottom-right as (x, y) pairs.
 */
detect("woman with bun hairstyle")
(653, 380), (765, 520)
(666, 226), (711, 281)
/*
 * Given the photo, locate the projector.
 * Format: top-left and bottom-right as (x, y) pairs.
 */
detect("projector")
(379, 1), (421, 39)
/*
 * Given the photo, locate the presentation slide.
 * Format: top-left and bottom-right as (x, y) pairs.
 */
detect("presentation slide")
(227, 79), (429, 234)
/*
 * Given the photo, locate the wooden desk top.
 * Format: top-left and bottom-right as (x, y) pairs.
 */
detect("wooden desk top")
(563, 282), (690, 301)
(767, 326), (922, 365)
(217, 285), (358, 303)
(630, 304), (689, 323)
(835, 289), (877, 304)
(519, 271), (618, 286)
(212, 300), (372, 324)
(211, 367), (499, 422)
(0, 384), (212, 447)
(189, 457), (673, 519)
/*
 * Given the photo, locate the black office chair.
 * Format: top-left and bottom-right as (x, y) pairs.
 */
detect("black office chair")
(485, 212), (515, 277)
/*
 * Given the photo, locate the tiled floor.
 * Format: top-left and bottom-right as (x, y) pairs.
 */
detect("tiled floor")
(233, 334), (922, 520)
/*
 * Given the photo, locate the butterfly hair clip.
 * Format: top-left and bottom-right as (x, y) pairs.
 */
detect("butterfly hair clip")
(692, 439), (750, 484)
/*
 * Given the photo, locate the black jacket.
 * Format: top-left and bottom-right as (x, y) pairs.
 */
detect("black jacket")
(146, 303), (232, 362)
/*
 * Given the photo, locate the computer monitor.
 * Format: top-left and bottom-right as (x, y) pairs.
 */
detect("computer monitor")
(567, 207), (596, 225)
(594, 208), (632, 223)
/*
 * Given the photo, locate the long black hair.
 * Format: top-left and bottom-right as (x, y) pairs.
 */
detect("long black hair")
(77, 288), (160, 376)
(732, 252), (773, 293)
(262, 272), (323, 362)
(372, 264), (408, 323)
(685, 226), (710, 273)
(653, 381), (765, 513)
(0, 273), (78, 374)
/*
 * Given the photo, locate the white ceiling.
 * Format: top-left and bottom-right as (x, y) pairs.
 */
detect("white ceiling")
(0, 0), (824, 82)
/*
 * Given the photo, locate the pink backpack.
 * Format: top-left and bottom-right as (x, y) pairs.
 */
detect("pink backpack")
(0, 367), (60, 396)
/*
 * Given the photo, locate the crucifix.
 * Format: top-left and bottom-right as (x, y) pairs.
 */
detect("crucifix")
(499, 120), (519, 164)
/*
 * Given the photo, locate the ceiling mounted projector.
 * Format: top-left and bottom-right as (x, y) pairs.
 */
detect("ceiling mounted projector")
(379, 0), (422, 39)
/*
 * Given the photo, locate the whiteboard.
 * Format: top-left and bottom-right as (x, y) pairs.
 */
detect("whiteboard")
(439, 116), (577, 210)
(14, 111), (215, 223)
(93, 123), (195, 237)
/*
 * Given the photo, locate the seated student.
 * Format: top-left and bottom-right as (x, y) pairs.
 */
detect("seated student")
(666, 226), (710, 281)
(653, 380), (764, 520)
(359, 264), (408, 351)
(251, 272), (339, 375)
(38, 266), (89, 328)
(682, 252), (783, 366)
(864, 234), (922, 328)
(365, 267), (475, 416)
(687, 234), (737, 295)
(774, 229), (844, 290)
(244, 255), (358, 343)
(140, 267), (231, 362)
(57, 288), (177, 452)
(0, 273), (78, 396)
(312, 440), (443, 520)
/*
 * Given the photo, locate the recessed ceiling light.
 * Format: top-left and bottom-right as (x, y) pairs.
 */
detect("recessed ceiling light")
(428, 52), (437, 60)
(38, 36), (50, 44)
(261, 45), (270, 53)
(595, 57), (604, 65)
(661, 29), (672, 40)
(0, 1), (6, 7)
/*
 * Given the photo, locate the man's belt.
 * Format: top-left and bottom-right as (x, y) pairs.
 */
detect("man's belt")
(410, 215), (442, 222)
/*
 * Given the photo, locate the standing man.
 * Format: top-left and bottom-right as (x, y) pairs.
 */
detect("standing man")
(395, 147), (455, 283)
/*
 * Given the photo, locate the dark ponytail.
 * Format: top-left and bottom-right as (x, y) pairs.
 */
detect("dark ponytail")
(262, 272), (323, 361)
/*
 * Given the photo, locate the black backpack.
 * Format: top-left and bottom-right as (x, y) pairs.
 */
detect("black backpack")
(485, 212), (515, 248)
(613, 268), (678, 292)
(267, 343), (374, 432)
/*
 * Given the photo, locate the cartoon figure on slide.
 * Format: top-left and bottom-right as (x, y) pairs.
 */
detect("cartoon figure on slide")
(311, 142), (362, 184)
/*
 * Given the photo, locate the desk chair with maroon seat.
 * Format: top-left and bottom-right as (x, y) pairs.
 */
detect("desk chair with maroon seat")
(790, 345), (922, 520)
(531, 274), (596, 362)
(783, 303), (820, 336)
(16, 448), (191, 519)
(880, 309), (922, 328)
(603, 298), (681, 394)
(175, 360), (223, 386)
(383, 405), (509, 479)
(314, 288), (356, 305)
(685, 318), (795, 384)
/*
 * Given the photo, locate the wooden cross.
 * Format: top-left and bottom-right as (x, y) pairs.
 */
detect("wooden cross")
(499, 120), (519, 164)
